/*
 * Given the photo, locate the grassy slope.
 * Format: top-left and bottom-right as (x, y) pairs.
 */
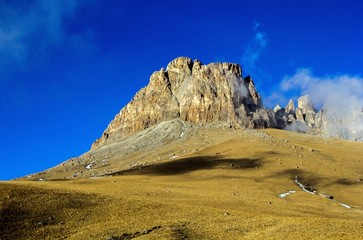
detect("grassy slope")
(1, 128), (363, 239)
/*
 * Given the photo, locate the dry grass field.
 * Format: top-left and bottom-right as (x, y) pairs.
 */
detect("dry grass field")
(1, 128), (363, 239)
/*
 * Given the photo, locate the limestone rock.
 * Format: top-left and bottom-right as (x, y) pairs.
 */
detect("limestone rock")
(92, 57), (272, 149)
(297, 95), (317, 115)
(285, 99), (295, 114)
(296, 108), (304, 122)
(273, 105), (281, 113)
(287, 114), (296, 123)
(274, 108), (287, 129)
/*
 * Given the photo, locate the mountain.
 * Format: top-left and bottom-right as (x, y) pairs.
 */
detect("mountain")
(91, 56), (363, 151)
(91, 57), (274, 150)
(5, 123), (363, 239)
(22, 57), (362, 180)
(4, 57), (363, 239)
(274, 95), (363, 141)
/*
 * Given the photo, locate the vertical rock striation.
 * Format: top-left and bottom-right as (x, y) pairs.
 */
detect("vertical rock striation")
(92, 57), (274, 149)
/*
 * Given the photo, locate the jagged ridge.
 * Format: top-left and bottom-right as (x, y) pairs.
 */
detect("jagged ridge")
(92, 57), (275, 149)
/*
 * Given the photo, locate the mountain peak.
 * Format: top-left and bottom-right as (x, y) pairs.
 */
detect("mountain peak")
(91, 57), (273, 149)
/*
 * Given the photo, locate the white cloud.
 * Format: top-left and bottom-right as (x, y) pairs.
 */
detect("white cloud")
(279, 69), (363, 140)
(242, 21), (267, 71)
(280, 69), (363, 108)
(0, 0), (82, 74)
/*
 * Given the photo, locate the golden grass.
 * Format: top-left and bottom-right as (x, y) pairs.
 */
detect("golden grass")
(1, 128), (363, 239)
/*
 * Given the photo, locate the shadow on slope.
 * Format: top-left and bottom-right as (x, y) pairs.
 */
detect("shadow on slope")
(0, 184), (107, 239)
(108, 155), (263, 176)
(333, 178), (363, 186)
(270, 168), (323, 189)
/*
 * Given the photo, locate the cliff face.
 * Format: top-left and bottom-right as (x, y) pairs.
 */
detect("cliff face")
(92, 57), (274, 149)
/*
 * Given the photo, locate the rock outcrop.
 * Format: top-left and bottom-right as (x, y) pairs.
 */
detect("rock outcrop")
(274, 95), (319, 133)
(90, 56), (363, 150)
(273, 95), (363, 141)
(92, 57), (274, 149)
(285, 99), (295, 114)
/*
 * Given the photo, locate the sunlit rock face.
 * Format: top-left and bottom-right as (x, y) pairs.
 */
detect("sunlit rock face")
(90, 57), (362, 149)
(297, 95), (317, 115)
(92, 57), (274, 149)
(285, 99), (295, 114)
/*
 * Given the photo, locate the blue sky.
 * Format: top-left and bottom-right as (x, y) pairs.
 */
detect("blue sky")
(1, 0), (362, 180)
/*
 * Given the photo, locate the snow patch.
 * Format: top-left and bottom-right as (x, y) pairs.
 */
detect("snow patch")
(294, 178), (352, 209)
(279, 190), (296, 198)
(339, 202), (351, 209)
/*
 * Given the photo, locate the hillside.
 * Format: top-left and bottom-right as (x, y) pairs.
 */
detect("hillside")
(1, 57), (362, 239)
(1, 127), (363, 239)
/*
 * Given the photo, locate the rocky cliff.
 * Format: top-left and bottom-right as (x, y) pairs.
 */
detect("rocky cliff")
(274, 95), (318, 132)
(90, 57), (363, 150)
(92, 57), (275, 149)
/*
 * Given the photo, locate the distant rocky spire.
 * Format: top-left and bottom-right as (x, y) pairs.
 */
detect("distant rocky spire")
(297, 95), (317, 114)
(273, 104), (281, 113)
(285, 99), (295, 114)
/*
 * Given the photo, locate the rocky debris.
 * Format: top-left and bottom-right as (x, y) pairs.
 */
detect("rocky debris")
(92, 57), (274, 149)
(28, 118), (255, 180)
(317, 193), (334, 199)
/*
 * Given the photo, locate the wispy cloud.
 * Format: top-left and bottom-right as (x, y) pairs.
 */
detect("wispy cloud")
(0, 0), (84, 75)
(242, 21), (267, 71)
(263, 91), (288, 108)
(280, 69), (363, 109)
(278, 69), (363, 140)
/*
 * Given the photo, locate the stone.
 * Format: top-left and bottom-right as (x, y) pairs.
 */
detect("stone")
(317, 192), (334, 199)
(274, 108), (287, 129)
(88, 57), (362, 151)
(92, 57), (273, 149)
(296, 108), (304, 122)
(297, 95), (317, 115)
(287, 114), (295, 123)
(285, 99), (295, 114)
(273, 104), (281, 113)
